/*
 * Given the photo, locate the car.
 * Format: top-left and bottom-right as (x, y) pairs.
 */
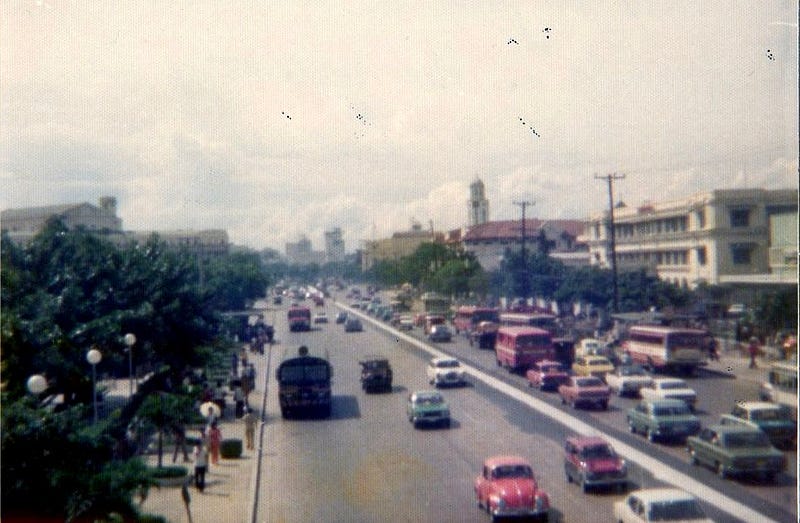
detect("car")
(474, 456), (550, 522)
(639, 378), (697, 411)
(313, 312), (328, 324)
(344, 317), (363, 332)
(563, 436), (627, 492)
(335, 311), (348, 324)
(398, 314), (414, 330)
(686, 424), (785, 480)
(525, 360), (569, 391)
(428, 324), (453, 342)
(359, 356), (392, 393)
(571, 355), (615, 380)
(426, 357), (466, 387)
(626, 399), (701, 443)
(605, 364), (653, 397)
(350, 302), (361, 309)
(720, 401), (796, 449)
(613, 488), (713, 522)
(558, 376), (610, 410)
(406, 390), (450, 428)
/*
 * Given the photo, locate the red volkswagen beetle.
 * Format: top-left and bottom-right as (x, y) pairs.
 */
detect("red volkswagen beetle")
(474, 456), (550, 521)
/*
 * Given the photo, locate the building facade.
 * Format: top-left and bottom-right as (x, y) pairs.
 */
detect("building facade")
(1, 197), (123, 242)
(361, 222), (444, 271)
(581, 188), (798, 288)
(324, 227), (345, 263)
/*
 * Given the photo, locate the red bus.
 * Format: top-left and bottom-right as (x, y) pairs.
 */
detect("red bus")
(453, 306), (500, 335)
(287, 306), (311, 332)
(622, 325), (708, 374)
(494, 326), (556, 372)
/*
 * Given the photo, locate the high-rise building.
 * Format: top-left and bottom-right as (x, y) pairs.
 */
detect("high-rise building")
(468, 178), (489, 226)
(324, 227), (345, 263)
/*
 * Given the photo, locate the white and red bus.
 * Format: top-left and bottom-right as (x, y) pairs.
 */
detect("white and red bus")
(453, 306), (500, 335)
(494, 326), (556, 372)
(287, 306), (311, 332)
(622, 325), (708, 374)
(499, 311), (559, 331)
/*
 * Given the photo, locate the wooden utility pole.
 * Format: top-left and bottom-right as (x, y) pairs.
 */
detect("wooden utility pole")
(512, 200), (535, 259)
(594, 173), (625, 312)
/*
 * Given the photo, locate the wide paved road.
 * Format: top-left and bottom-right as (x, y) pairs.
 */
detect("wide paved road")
(253, 299), (796, 523)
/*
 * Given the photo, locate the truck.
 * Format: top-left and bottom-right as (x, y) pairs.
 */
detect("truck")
(287, 306), (311, 332)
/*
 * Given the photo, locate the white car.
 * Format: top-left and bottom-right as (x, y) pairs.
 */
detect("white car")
(426, 357), (466, 387)
(613, 488), (713, 522)
(398, 315), (414, 331)
(313, 312), (328, 324)
(639, 378), (697, 411)
(605, 364), (653, 397)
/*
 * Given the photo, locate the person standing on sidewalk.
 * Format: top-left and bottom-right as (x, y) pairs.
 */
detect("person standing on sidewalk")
(206, 420), (222, 465)
(243, 407), (257, 450)
(748, 336), (760, 369)
(193, 443), (209, 492)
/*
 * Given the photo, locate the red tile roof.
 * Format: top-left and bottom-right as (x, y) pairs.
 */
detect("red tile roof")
(463, 219), (584, 242)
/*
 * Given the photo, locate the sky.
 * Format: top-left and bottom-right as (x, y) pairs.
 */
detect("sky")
(1, 1), (798, 253)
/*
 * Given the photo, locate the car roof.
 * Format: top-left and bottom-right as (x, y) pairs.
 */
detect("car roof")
(484, 455), (531, 468)
(566, 435), (610, 448)
(706, 424), (765, 434)
(431, 356), (459, 364)
(629, 488), (698, 504)
(411, 390), (444, 400)
(642, 398), (688, 407)
(653, 377), (686, 384)
(736, 401), (781, 410)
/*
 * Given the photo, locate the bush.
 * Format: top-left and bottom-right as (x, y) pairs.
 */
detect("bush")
(219, 438), (242, 459)
(148, 465), (188, 479)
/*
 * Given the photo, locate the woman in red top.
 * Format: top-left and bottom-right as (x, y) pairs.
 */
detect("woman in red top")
(206, 421), (222, 465)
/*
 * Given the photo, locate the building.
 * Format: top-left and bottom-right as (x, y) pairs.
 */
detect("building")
(285, 235), (325, 265)
(462, 219), (587, 272)
(124, 229), (229, 256)
(468, 178), (489, 226)
(361, 221), (444, 271)
(1, 196), (123, 242)
(581, 188), (798, 288)
(324, 227), (345, 263)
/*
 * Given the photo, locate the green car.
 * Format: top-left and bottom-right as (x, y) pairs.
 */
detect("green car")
(407, 390), (450, 429)
(626, 399), (701, 443)
(721, 401), (796, 449)
(687, 424), (785, 481)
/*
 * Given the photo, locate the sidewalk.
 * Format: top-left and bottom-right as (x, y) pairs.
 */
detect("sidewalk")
(702, 348), (770, 385)
(138, 347), (267, 523)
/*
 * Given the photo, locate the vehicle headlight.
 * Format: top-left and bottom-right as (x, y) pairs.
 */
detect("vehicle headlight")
(490, 496), (504, 509)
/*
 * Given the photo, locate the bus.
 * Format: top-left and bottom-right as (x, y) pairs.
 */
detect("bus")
(494, 326), (556, 372)
(499, 312), (559, 331)
(287, 306), (311, 332)
(275, 345), (332, 418)
(760, 360), (798, 420)
(453, 306), (500, 336)
(621, 325), (708, 374)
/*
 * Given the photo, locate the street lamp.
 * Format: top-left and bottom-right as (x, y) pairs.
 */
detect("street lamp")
(86, 347), (102, 424)
(124, 333), (136, 397)
(26, 374), (47, 395)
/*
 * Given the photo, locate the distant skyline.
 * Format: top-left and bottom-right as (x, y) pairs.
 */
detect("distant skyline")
(2, 2), (797, 252)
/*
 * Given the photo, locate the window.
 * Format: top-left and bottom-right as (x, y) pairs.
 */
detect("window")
(696, 247), (707, 266)
(731, 244), (752, 265)
(729, 208), (750, 227)
(696, 208), (706, 229)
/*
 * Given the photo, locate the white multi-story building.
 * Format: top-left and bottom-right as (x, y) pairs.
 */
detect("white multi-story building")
(582, 188), (798, 288)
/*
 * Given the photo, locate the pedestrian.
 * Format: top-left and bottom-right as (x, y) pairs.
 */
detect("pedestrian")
(171, 424), (190, 463)
(233, 381), (245, 418)
(206, 420), (222, 465)
(748, 336), (760, 369)
(193, 443), (209, 492)
(243, 407), (257, 450)
(706, 336), (719, 361)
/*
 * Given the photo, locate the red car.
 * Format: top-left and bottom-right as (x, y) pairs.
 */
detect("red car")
(525, 360), (569, 391)
(474, 456), (550, 522)
(563, 436), (628, 493)
(558, 376), (610, 410)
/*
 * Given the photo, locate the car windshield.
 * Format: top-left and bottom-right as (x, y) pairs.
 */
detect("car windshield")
(492, 465), (533, 479)
(653, 405), (690, 416)
(436, 360), (460, 368)
(576, 377), (603, 387)
(750, 408), (787, 421)
(590, 359), (609, 366)
(660, 381), (687, 390)
(362, 360), (387, 370)
(415, 394), (443, 405)
(580, 445), (614, 459)
(725, 432), (771, 448)
(621, 366), (646, 376)
(648, 499), (706, 521)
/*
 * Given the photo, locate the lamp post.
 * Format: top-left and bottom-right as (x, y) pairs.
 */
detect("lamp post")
(86, 348), (102, 424)
(124, 333), (136, 397)
(27, 374), (47, 395)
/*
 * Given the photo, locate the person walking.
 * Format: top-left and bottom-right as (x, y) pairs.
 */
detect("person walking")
(171, 424), (190, 463)
(243, 407), (257, 450)
(748, 336), (760, 369)
(206, 421), (222, 465)
(193, 443), (209, 492)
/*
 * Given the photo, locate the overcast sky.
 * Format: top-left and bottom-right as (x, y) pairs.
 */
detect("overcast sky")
(2, 1), (797, 252)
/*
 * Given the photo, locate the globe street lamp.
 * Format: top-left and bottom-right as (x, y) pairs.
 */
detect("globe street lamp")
(124, 333), (136, 397)
(27, 374), (47, 395)
(86, 348), (102, 424)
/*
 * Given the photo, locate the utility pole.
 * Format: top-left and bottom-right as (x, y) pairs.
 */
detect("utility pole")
(512, 200), (535, 259)
(594, 173), (625, 313)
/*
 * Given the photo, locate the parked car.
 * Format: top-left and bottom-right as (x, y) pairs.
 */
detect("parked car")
(720, 401), (796, 449)
(639, 378), (697, 411)
(571, 355), (615, 380)
(398, 314), (414, 330)
(428, 324), (453, 342)
(525, 360), (569, 391)
(406, 390), (450, 428)
(426, 357), (466, 387)
(613, 488), (713, 522)
(359, 356), (393, 393)
(344, 317), (363, 332)
(605, 364), (653, 397)
(563, 436), (627, 493)
(474, 456), (550, 522)
(335, 311), (348, 324)
(313, 312), (328, 324)
(558, 376), (610, 410)
(626, 399), (701, 443)
(686, 424), (785, 480)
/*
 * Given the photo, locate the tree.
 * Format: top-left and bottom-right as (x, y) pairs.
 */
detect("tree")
(137, 392), (195, 468)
